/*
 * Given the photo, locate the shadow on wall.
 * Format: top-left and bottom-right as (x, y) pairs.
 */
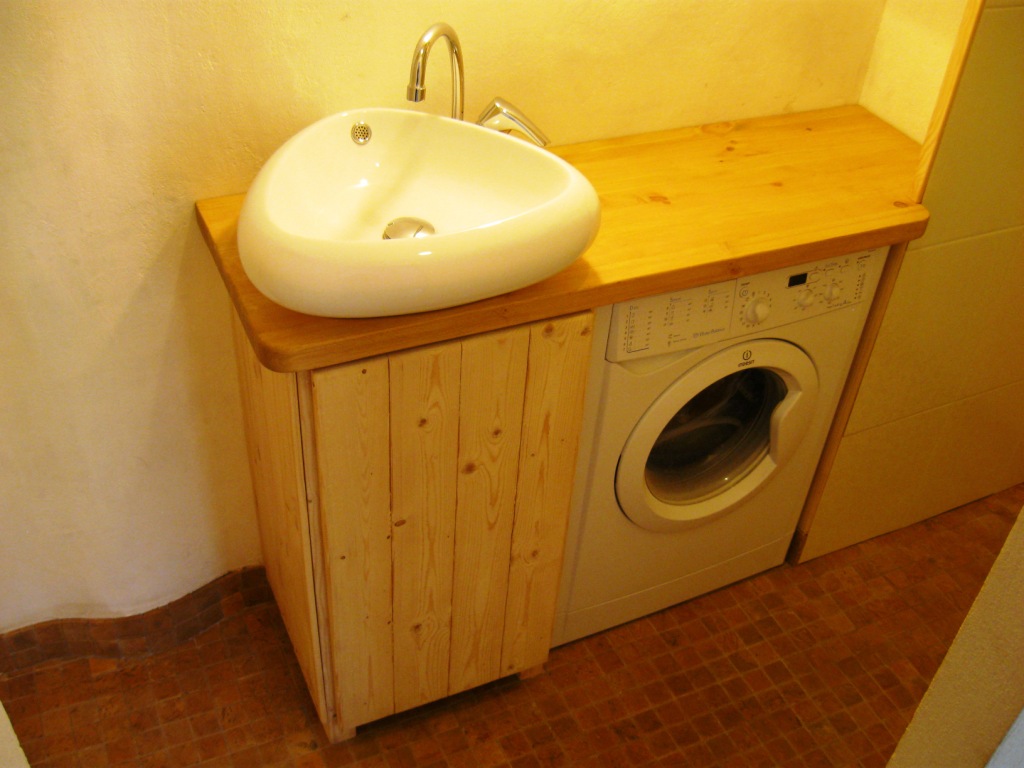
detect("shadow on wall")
(102, 208), (262, 606)
(0, 205), (261, 631)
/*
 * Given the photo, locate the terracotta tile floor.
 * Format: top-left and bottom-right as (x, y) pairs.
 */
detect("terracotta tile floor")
(3, 483), (1021, 768)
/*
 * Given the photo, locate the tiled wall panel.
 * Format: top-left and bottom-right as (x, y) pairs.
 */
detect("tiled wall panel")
(802, 3), (1024, 559)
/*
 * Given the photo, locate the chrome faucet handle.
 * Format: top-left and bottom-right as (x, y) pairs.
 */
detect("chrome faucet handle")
(476, 97), (550, 147)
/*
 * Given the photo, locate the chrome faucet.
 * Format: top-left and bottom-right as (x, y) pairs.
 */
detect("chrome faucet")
(406, 23), (464, 121)
(476, 97), (550, 147)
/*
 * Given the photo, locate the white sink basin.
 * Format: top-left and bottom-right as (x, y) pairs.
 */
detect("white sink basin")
(237, 108), (600, 317)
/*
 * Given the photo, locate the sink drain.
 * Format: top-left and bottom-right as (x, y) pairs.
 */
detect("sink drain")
(383, 217), (436, 239)
(351, 121), (372, 144)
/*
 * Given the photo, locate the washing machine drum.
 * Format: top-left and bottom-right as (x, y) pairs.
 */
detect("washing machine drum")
(616, 340), (819, 531)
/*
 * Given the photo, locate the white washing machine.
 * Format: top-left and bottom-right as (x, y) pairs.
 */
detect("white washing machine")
(552, 247), (886, 645)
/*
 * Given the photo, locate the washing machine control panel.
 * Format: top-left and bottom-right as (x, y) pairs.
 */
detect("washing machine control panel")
(607, 248), (885, 362)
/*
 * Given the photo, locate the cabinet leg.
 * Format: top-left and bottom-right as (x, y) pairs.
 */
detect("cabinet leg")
(324, 718), (357, 743)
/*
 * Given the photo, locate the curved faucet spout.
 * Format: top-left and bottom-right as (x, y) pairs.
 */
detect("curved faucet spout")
(406, 23), (464, 121)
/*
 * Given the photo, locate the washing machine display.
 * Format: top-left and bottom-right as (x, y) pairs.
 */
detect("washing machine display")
(552, 248), (886, 645)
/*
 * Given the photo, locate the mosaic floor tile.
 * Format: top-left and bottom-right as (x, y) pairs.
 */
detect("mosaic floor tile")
(2, 482), (1020, 767)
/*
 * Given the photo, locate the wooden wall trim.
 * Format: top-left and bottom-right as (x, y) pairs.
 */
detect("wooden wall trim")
(0, 568), (272, 676)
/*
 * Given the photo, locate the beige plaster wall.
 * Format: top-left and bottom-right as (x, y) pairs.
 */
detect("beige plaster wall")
(859, 0), (970, 142)
(0, 702), (29, 768)
(2, 0), (968, 632)
(799, 0), (1024, 561)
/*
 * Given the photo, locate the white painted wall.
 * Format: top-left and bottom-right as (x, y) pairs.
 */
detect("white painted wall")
(0, 0), (910, 632)
(860, 0), (970, 142)
(0, 703), (29, 768)
(799, 0), (1024, 561)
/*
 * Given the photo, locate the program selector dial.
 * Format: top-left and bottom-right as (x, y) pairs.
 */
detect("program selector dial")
(742, 294), (771, 325)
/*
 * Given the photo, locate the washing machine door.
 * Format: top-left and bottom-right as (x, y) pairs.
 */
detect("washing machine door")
(616, 339), (819, 531)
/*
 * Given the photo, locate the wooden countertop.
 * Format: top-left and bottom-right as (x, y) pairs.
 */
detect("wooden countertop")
(196, 105), (928, 372)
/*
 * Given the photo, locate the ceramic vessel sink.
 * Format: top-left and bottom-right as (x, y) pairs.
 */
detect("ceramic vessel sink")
(237, 108), (600, 317)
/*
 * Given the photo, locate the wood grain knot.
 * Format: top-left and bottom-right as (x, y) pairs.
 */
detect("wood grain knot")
(418, 417), (429, 427)
(893, 200), (910, 208)
(461, 462), (477, 474)
(393, 519), (407, 527)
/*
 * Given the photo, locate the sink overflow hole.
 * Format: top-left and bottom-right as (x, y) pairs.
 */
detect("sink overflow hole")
(351, 122), (372, 144)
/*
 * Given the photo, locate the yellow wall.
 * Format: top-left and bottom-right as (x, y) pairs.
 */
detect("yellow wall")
(860, 0), (973, 141)
(0, 0), (966, 631)
(800, 0), (1024, 560)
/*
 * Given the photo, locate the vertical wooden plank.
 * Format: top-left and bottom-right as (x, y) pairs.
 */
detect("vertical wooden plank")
(311, 358), (394, 732)
(502, 313), (594, 675)
(294, 371), (342, 739)
(390, 342), (461, 711)
(230, 314), (328, 724)
(448, 328), (530, 694)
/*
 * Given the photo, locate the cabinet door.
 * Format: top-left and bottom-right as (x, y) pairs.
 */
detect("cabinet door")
(389, 341), (462, 710)
(310, 312), (594, 733)
(448, 327), (530, 694)
(501, 315), (593, 676)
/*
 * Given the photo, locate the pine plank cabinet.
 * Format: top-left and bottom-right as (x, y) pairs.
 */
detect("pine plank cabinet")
(198, 104), (930, 742)
(232, 310), (593, 741)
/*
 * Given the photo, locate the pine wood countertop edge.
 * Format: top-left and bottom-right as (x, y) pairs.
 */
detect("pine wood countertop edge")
(196, 105), (929, 373)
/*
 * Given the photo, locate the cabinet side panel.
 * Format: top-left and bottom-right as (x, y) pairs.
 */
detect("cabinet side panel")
(449, 328), (530, 695)
(311, 359), (395, 730)
(502, 313), (595, 674)
(390, 344), (461, 711)
(230, 315), (327, 720)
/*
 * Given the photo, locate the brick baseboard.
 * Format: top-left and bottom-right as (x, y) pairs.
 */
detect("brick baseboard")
(0, 567), (271, 676)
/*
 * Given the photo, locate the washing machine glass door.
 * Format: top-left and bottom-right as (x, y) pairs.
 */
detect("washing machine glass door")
(616, 340), (818, 531)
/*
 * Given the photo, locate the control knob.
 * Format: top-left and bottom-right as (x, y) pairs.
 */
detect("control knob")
(743, 296), (771, 325)
(824, 282), (843, 303)
(796, 289), (815, 308)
